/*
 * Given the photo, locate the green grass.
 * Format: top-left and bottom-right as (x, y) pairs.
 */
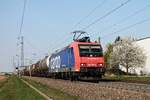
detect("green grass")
(23, 78), (77, 100)
(0, 76), (45, 100)
(103, 76), (150, 83)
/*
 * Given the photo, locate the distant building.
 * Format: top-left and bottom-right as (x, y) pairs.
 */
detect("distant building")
(114, 36), (150, 75)
(0, 72), (5, 75)
(134, 37), (150, 75)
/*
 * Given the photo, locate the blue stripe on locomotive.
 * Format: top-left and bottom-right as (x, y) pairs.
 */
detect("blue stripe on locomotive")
(49, 47), (75, 72)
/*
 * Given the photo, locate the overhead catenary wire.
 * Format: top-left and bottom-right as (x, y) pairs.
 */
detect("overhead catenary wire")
(24, 37), (46, 55)
(82, 0), (132, 30)
(16, 0), (27, 55)
(101, 17), (150, 39)
(73, 0), (107, 29)
(50, 1), (107, 51)
(90, 3), (150, 38)
(50, 34), (72, 52)
(18, 0), (27, 36)
(24, 36), (51, 63)
(99, 4), (150, 33)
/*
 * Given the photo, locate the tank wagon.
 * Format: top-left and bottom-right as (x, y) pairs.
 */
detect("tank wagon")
(24, 56), (50, 77)
(24, 31), (105, 81)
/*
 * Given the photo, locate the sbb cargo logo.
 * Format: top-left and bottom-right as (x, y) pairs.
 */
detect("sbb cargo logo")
(50, 56), (61, 70)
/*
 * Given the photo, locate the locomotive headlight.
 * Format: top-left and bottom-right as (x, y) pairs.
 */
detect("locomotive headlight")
(98, 63), (103, 67)
(80, 63), (86, 66)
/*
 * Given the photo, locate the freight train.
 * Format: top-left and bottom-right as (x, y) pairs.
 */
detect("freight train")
(23, 31), (105, 81)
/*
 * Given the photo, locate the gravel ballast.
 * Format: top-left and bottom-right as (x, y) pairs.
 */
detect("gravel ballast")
(24, 76), (150, 100)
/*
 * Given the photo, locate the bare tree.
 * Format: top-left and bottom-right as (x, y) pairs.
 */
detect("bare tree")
(110, 37), (146, 74)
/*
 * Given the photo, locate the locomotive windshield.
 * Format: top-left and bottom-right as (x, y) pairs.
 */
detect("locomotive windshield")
(79, 45), (103, 57)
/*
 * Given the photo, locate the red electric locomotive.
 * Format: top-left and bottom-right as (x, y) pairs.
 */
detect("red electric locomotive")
(49, 31), (105, 81)
(68, 31), (105, 80)
(24, 31), (105, 81)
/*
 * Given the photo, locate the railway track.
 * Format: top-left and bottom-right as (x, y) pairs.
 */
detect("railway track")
(97, 81), (150, 94)
(25, 76), (150, 100)
(75, 78), (150, 94)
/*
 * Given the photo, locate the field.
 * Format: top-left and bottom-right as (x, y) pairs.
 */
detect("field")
(0, 76), (77, 100)
(0, 76), (45, 100)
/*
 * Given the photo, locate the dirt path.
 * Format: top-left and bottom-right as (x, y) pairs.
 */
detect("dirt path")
(0, 76), (6, 81)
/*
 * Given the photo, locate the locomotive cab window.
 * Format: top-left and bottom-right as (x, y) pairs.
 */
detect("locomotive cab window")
(79, 45), (103, 57)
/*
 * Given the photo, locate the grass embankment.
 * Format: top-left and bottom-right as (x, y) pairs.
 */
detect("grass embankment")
(0, 76), (45, 100)
(103, 76), (150, 84)
(23, 78), (77, 100)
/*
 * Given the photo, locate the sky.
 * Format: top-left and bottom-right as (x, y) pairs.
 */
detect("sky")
(0, 0), (150, 72)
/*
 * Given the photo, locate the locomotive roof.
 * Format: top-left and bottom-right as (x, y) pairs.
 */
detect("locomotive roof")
(51, 41), (101, 55)
(52, 45), (70, 55)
